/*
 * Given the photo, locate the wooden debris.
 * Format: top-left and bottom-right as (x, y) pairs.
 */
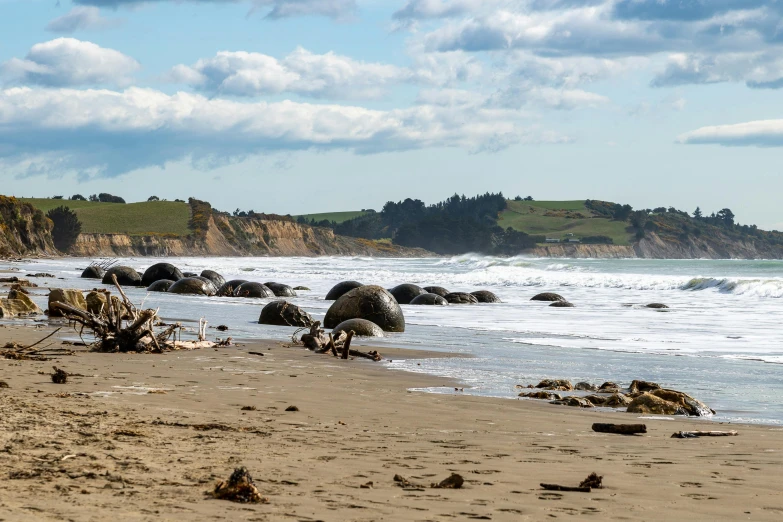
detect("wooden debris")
(393, 474), (423, 490)
(51, 366), (68, 384)
(294, 322), (382, 361)
(592, 423), (647, 435)
(50, 275), (224, 353)
(210, 467), (268, 504)
(541, 472), (603, 493)
(431, 473), (464, 489)
(671, 430), (739, 439)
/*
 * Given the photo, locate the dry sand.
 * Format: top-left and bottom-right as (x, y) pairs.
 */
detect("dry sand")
(1, 323), (782, 521)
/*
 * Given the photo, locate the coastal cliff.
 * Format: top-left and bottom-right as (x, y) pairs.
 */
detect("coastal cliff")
(634, 231), (783, 259)
(0, 197), (58, 258)
(525, 244), (635, 258)
(70, 213), (429, 258)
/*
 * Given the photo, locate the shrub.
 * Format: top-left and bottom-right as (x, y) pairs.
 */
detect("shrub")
(46, 206), (82, 252)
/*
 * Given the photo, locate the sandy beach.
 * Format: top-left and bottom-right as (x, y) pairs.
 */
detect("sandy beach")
(0, 324), (781, 521)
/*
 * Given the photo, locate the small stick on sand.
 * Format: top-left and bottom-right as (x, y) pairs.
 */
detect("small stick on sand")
(540, 484), (591, 492)
(671, 430), (739, 438)
(341, 331), (354, 359)
(592, 423), (647, 435)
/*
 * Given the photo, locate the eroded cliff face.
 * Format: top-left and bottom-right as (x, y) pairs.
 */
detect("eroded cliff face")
(70, 215), (430, 258)
(525, 244), (636, 259)
(634, 232), (783, 259)
(0, 197), (58, 258)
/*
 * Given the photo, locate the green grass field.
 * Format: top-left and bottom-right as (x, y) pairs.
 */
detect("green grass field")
(20, 198), (191, 236)
(499, 200), (633, 246)
(295, 211), (369, 224)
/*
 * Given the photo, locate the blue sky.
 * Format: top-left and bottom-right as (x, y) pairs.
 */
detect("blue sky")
(1, 0), (782, 228)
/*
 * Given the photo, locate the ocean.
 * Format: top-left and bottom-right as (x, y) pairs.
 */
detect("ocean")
(9, 255), (783, 425)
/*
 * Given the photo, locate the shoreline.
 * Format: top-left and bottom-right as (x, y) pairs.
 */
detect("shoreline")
(2, 324), (783, 520)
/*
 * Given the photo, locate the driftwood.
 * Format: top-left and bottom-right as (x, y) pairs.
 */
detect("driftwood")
(541, 472), (603, 493)
(50, 275), (227, 353)
(592, 423), (647, 435)
(671, 430), (738, 439)
(294, 322), (381, 361)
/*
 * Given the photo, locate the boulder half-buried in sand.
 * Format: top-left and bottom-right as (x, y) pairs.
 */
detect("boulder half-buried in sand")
(324, 285), (405, 332)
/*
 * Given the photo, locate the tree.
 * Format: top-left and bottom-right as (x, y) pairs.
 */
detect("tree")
(514, 195), (522, 201)
(629, 210), (648, 229)
(612, 204), (633, 221)
(71, 194), (86, 201)
(89, 194), (99, 202)
(693, 207), (702, 219)
(148, 196), (160, 202)
(52, 195), (64, 200)
(717, 208), (735, 228)
(524, 196), (534, 201)
(46, 206), (82, 252)
(98, 193), (126, 203)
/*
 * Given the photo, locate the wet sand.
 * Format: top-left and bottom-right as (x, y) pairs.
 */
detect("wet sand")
(1, 324), (782, 521)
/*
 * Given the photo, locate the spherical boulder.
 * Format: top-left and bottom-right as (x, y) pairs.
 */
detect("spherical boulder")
(258, 301), (313, 327)
(331, 318), (385, 338)
(532, 292), (565, 302)
(81, 266), (105, 279)
(323, 285), (405, 332)
(471, 290), (501, 303)
(234, 282), (275, 298)
(147, 279), (175, 292)
(183, 272), (198, 278)
(102, 266), (142, 286)
(218, 279), (248, 296)
(410, 293), (448, 306)
(325, 281), (363, 301)
(200, 270), (226, 289)
(550, 301), (575, 308)
(169, 277), (217, 296)
(264, 282), (297, 297)
(389, 284), (426, 304)
(444, 292), (478, 304)
(423, 286), (450, 297)
(141, 263), (183, 287)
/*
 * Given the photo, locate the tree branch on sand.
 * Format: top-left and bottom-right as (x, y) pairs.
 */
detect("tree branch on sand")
(50, 275), (231, 353)
(292, 321), (381, 361)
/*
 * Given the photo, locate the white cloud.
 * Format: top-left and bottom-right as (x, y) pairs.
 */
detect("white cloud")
(170, 48), (406, 98)
(46, 7), (119, 34)
(0, 38), (139, 87)
(652, 52), (783, 89)
(0, 86), (568, 177)
(678, 120), (783, 147)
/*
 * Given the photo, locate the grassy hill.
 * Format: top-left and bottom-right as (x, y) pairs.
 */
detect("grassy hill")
(498, 200), (633, 246)
(20, 199), (191, 237)
(295, 210), (369, 224)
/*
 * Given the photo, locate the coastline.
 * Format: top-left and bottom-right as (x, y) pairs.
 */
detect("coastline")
(1, 324), (782, 520)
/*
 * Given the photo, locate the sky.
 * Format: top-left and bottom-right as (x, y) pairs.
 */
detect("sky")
(1, 1), (782, 229)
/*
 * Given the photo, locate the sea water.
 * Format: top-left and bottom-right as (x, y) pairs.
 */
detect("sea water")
(8, 255), (783, 425)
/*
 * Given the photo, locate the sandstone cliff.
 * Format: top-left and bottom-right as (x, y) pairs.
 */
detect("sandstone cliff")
(70, 214), (430, 258)
(0, 197), (58, 258)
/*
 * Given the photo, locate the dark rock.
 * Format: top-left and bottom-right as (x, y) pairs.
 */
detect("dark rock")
(81, 266), (105, 279)
(645, 389), (714, 416)
(628, 380), (661, 394)
(27, 273), (54, 278)
(389, 284), (427, 305)
(258, 301), (313, 327)
(550, 397), (593, 408)
(531, 292), (565, 302)
(324, 285), (405, 332)
(536, 379), (574, 391)
(141, 263), (183, 287)
(598, 381), (620, 392)
(519, 391), (561, 400)
(646, 303), (669, 309)
(626, 392), (686, 415)
(193, 277), (219, 295)
(169, 277), (217, 296)
(183, 272), (198, 277)
(293, 286), (310, 291)
(285, 405), (299, 412)
(550, 301), (575, 308)
(264, 282), (297, 297)
(471, 290), (501, 303)
(147, 279), (175, 292)
(604, 393), (632, 407)
(410, 293), (449, 306)
(575, 382), (598, 392)
(218, 280), (248, 296)
(325, 281), (364, 301)
(102, 266), (142, 286)
(444, 292), (479, 304)
(423, 286), (450, 297)
(234, 282), (275, 298)
(200, 270), (226, 289)
(332, 318), (385, 338)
